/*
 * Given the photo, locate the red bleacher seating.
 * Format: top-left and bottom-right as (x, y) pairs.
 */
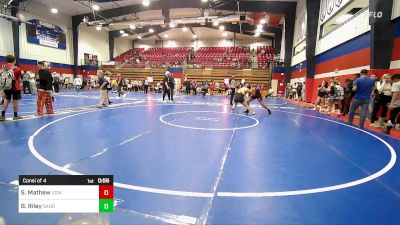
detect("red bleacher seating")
(113, 46), (275, 69)
(257, 46), (274, 69)
(190, 46), (251, 69)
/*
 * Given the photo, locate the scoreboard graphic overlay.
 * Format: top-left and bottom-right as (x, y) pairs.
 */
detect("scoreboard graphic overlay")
(18, 175), (113, 213)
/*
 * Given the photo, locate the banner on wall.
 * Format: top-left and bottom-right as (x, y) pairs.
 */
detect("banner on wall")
(319, 0), (352, 24)
(26, 19), (66, 49)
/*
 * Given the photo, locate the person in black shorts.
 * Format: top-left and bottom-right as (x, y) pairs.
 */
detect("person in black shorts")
(246, 86), (271, 115)
(0, 55), (23, 121)
(232, 84), (252, 113)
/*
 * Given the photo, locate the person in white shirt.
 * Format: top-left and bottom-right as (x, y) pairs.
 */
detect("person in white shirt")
(384, 73), (400, 135)
(73, 77), (82, 93)
(371, 74), (392, 127)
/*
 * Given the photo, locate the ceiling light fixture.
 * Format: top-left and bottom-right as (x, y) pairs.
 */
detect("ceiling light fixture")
(164, 34), (169, 38)
(129, 24), (136, 30)
(51, 8), (58, 14)
(122, 33), (128, 37)
(149, 28), (154, 33)
(138, 35), (142, 39)
(213, 20), (219, 26)
(219, 25), (225, 31)
(169, 23), (176, 28)
(120, 30), (125, 34)
(182, 26), (188, 32)
(96, 25), (101, 31)
(260, 18), (266, 24)
(201, 0), (208, 2)
(92, 4), (100, 11)
(143, 0), (150, 6)
(193, 34), (197, 39)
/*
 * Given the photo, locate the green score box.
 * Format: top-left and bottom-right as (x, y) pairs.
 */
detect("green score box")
(99, 199), (114, 213)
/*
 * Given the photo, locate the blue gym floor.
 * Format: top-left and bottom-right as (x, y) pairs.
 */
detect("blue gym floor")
(0, 90), (400, 225)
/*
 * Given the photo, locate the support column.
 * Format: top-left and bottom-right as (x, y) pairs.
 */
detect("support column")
(370, 0), (395, 77)
(11, 1), (20, 65)
(283, 8), (296, 84)
(305, 0), (321, 102)
(274, 29), (282, 56)
(109, 31), (115, 61)
(72, 18), (80, 77)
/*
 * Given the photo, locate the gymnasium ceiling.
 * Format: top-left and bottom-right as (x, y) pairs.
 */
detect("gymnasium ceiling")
(22, 0), (298, 41)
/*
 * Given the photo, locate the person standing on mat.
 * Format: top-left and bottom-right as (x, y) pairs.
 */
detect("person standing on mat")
(144, 77), (149, 94)
(162, 72), (171, 101)
(246, 84), (272, 115)
(348, 69), (375, 129)
(37, 61), (54, 116)
(229, 75), (236, 106)
(0, 55), (23, 121)
(167, 72), (175, 101)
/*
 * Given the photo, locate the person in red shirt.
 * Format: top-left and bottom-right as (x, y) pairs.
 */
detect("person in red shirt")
(0, 55), (22, 121)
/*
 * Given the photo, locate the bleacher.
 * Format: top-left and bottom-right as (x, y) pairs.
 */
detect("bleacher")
(114, 48), (144, 64)
(185, 68), (270, 86)
(113, 46), (275, 70)
(140, 47), (191, 67)
(257, 46), (274, 69)
(189, 46), (251, 69)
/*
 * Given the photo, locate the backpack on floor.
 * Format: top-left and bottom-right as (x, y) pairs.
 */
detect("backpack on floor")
(0, 65), (15, 90)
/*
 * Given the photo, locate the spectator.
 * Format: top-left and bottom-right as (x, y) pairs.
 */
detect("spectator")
(53, 72), (60, 93)
(37, 61), (54, 116)
(73, 76), (82, 93)
(0, 55), (23, 121)
(341, 73), (360, 116)
(22, 70), (31, 94)
(348, 69), (375, 129)
(314, 80), (328, 111)
(384, 73), (400, 135)
(371, 74), (392, 128)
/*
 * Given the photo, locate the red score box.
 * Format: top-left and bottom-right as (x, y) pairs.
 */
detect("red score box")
(99, 185), (114, 199)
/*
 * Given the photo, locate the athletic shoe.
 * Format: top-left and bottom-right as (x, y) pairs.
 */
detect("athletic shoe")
(268, 109), (272, 114)
(243, 110), (249, 114)
(13, 116), (23, 121)
(387, 120), (394, 127)
(0, 116), (5, 121)
(251, 111), (256, 115)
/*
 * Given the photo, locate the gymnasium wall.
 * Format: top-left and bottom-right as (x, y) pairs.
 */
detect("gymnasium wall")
(392, 0), (400, 20)
(315, 7), (370, 56)
(0, 17), (14, 57)
(114, 37), (133, 57)
(78, 25), (109, 66)
(291, 0), (307, 67)
(290, 61), (307, 84)
(390, 19), (400, 74)
(308, 32), (371, 102)
(0, 1), (99, 76)
(19, 2), (73, 65)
